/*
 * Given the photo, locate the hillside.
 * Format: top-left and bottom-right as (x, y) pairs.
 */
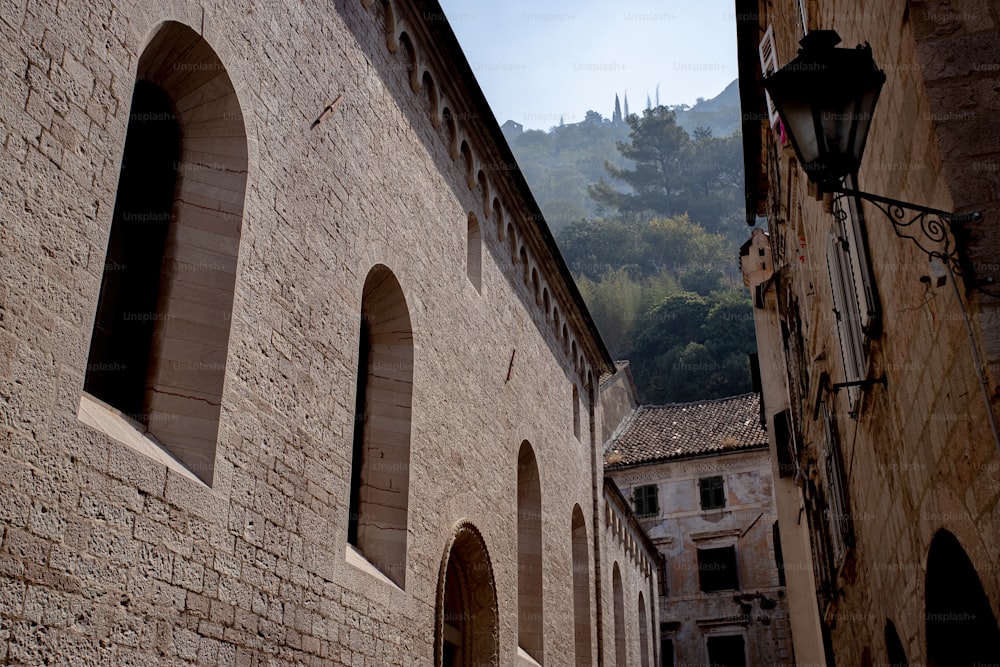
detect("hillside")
(674, 79), (742, 137)
(502, 97), (755, 404)
(503, 80), (742, 234)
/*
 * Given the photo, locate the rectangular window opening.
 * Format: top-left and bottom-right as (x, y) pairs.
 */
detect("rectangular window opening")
(699, 476), (726, 510)
(698, 546), (739, 592)
(634, 484), (659, 518)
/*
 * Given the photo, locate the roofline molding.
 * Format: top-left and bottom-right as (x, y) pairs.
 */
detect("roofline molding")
(369, 0), (615, 377)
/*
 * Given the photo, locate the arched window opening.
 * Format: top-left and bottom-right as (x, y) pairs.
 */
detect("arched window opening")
(422, 71), (439, 126)
(517, 441), (544, 662)
(442, 107), (459, 158)
(83, 21), (247, 485)
(460, 141), (474, 189)
(571, 505), (592, 664)
(467, 213), (481, 292)
(349, 265), (413, 588)
(638, 592), (650, 667)
(477, 170), (489, 212)
(85, 81), (178, 423)
(613, 562), (627, 665)
(493, 199), (504, 239)
(572, 384), (581, 440)
(925, 529), (1000, 667)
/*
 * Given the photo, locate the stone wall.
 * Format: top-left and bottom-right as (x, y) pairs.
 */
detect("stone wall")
(600, 479), (659, 667)
(742, 0), (1000, 664)
(0, 0), (651, 664)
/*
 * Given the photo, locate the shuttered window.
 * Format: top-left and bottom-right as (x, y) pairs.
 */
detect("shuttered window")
(759, 25), (780, 128)
(699, 476), (726, 510)
(634, 484), (659, 518)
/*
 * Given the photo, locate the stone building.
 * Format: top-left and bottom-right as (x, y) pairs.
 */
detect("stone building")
(737, 0), (1000, 665)
(0, 0), (658, 664)
(605, 392), (793, 667)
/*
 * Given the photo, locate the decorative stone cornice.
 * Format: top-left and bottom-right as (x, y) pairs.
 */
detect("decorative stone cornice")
(357, 0), (615, 390)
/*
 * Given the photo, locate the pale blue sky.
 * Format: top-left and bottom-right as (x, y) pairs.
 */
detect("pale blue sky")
(436, 0), (740, 130)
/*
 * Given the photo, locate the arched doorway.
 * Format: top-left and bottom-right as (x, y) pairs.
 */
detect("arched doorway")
(435, 522), (499, 666)
(925, 529), (1000, 666)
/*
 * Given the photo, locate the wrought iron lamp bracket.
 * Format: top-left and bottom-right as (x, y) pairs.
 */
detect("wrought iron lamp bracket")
(831, 187), (981, 278)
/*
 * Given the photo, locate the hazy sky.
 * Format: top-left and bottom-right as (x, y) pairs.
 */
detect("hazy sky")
(436, 0), (740, 130)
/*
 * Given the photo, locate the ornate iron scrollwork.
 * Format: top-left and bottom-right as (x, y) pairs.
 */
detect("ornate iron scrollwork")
(832, 187), (981, 279)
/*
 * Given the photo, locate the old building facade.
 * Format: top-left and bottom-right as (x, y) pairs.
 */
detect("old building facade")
(605, 393), (792, 667)
(0, 0), (658, 664)
(737, 0), (1000, 665)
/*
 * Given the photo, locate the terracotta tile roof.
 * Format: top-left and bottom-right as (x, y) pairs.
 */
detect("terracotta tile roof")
(606, 393), (767, 467)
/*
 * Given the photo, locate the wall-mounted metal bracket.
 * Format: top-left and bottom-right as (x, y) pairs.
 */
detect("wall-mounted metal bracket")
(831, 375), (886, 393)
(832, 186), (981, 282)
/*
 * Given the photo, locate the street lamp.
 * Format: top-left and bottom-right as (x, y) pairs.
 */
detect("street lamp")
(763, 30), (885, 187)
(762, 30), (981, 282)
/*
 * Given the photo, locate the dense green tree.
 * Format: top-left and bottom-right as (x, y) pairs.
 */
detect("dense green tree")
(627, 290), (754, 403)
(576, 268), (643, 354)
(556, 214), (733, 285)
(588, 106), (693, 218)
(586, 106), (745, 241)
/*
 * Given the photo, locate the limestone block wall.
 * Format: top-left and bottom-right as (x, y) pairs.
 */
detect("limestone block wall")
(0, 0), (643, 664)
(600, 479), (659, 667)
(745, 0), (1000, 664)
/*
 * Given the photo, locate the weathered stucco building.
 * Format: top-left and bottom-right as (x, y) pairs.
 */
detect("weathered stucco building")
(0, 0), (659, 664)
(606, 393), (792, 667)
(737, 0), (1000, 665)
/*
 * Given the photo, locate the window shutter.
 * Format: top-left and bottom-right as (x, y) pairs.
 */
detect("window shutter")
(699, 478), (711, 509)
(773, 409), (795, 478)
(773, 521), (787, 586)
(837, 178), (879, 333)
(634, 485), (659, 518)
(827, 231), (866, 409)
(699, 476), (726, 509)
(759, 25), (780, 128)
(822, 403), (852, 566)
